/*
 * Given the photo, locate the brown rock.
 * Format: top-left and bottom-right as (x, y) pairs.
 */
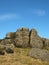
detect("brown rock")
(0, 44), (5, 50)
(5, 32), (15, 39)
(14, 28), (29, 47)
(0, 39), (13, 45)
(42, 38), (49, 47)
(30, 28), (37, 35)
(0, 39), (15, 49)
(30, 29), (43, 48)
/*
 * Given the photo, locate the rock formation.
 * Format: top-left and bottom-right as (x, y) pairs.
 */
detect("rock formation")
(0, 27), (49, 60)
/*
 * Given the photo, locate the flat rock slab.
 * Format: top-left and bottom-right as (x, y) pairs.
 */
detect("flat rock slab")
(28, 48), (49, 62)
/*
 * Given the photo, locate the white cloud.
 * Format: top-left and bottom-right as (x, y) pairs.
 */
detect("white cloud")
(32, 9), (46, 16)
(0, 14), (21, 20)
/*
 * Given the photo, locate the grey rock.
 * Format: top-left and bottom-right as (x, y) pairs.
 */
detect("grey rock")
(28, 48), (49, 61)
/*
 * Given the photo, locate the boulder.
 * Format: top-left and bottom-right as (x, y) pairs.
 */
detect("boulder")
(28, 48), (49, 62)
(30, 29), (43, 48)
(14, 28), (29, 47)
(0, 39), (15, 52)
(4, 43), (14, 54)
(5, 48), (14, 53)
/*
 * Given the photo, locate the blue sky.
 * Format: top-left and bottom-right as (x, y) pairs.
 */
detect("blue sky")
(0, 0), (49, 39)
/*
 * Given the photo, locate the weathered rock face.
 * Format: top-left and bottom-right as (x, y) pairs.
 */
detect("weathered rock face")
(42, 38), (49, 48)
(0, 39), (14, 45)
(30, 29), (37, 36)
(0, 44), (5, 50)
(14, 28), (29, 47)
(0, 44), (5, 55)
(30, 29), (43, 48)
(0, 39), (14, 54)
(28, 48), (49, 62)
(5, 32), (15, 39)
(45, 39), (49, 47)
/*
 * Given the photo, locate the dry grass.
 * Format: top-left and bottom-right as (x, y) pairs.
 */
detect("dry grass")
(0, 47), (49, 65)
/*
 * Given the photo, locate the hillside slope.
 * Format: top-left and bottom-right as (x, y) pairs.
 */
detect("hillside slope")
(0, 47), (49, 65)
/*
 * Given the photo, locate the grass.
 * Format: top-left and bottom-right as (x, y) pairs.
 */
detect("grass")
(0, 47), (49, 65)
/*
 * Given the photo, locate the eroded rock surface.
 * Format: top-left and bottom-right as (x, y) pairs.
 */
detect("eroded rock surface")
(30, 29), (43, 48)
(14, 28), (29, 47)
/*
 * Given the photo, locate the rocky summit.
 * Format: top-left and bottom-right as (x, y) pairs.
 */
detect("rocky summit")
(0, 28), (49, 62)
